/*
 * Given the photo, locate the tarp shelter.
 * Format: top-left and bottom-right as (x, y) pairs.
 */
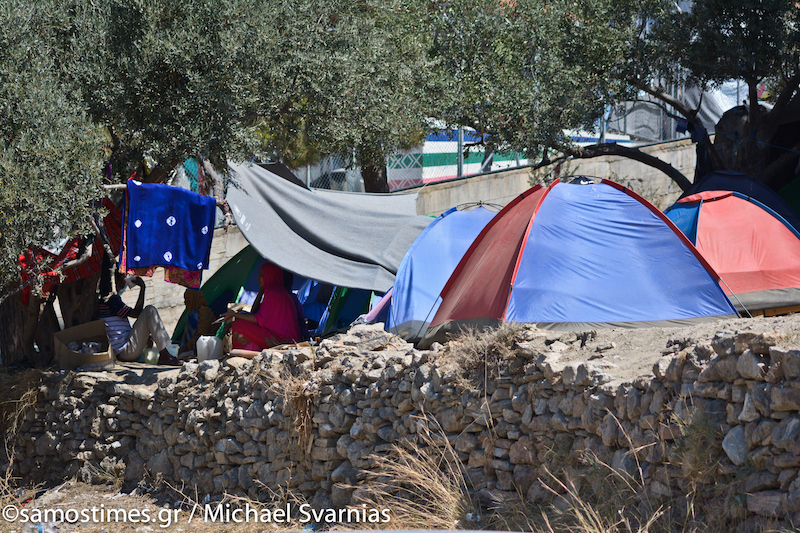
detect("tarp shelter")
(387, 205), (496, 342)
(226, 162), (433, 293)
(680, 170), (800, 232)
(171, 244), (373, 341)
(420, 179), (738, 347)
(665, 190), (800, 315)
(314, 287), (374, 335)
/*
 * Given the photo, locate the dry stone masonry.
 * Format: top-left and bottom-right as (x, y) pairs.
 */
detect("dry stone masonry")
(8, 323), (800, 528)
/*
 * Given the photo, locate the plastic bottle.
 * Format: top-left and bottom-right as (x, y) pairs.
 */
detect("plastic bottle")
(196, 336), (222, 362)
(144, 346), (159, 365)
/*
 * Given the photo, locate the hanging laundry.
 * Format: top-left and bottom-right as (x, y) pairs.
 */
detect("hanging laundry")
(18, 197), (122, 305)
(122, 264), (203, 289)
(125, 181), (216, 275)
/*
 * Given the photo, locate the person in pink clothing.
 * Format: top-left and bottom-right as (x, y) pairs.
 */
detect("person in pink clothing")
(222, 262), (300, 350)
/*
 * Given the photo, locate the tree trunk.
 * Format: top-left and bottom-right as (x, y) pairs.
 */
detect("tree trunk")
(0, 271), (100, 369)
(33, 297), (59, 367)
(361, 156), (389, 193)
(0, 289), (27, 368)
(57, 271), (101, 328)
(713, 105), (771, 177)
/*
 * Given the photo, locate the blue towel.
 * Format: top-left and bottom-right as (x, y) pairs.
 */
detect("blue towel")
(126, 181), (216, 271)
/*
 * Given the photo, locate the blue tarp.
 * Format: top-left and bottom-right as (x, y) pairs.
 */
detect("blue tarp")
(387, 206), (496, 342)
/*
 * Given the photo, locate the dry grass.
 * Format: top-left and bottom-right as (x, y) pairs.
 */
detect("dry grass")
(447, 324), (525, 385)
(780, 330), (800, 349)
(255, 366), (319, 466)
(163, 481), (308, 533)
(0, 367), (43, 525)
(0, 369), (43, 443)
(353, 426), (479, 530)
(345, 407), (772, 533)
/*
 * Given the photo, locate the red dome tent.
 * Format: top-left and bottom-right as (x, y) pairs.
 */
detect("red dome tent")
(419, 179), (738, 347)
(666, 190), (800, 315)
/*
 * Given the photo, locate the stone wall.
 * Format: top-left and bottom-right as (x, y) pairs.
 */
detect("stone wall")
(9, 324), (800, 528)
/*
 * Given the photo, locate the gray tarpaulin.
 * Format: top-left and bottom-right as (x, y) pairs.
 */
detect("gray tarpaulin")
(226, 162), (432, 292)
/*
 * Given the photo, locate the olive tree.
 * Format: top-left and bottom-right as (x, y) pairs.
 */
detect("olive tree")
(428, 0), (800, 190)
(1, 0), (437, 366)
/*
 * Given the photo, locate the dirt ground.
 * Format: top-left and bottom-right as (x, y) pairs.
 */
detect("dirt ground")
(541, 313), (800, 385)
(2, 479), (307, 533)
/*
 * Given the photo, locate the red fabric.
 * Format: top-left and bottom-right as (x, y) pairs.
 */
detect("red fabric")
(692, 195), (800, 295)
(18, 198), (123, 304)
(124, 265), (203, 289)
(430, 185), (546, 327)
(680, 191), (734, 202)
(231, 262), (300, 349)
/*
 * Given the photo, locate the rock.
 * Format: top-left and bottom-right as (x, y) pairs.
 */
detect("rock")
(779, 468), (798, 491)
(513, 465), (537, 494)
(539, 354), (565, 380)
(239, 465), (254, 489)
(744, 472), (780, 493)
(771, 417), (800, 452)
(215, 438), (244, 455)
(311, 446), (340, 462)
(771, 386), (800, 411)
(146, 449), (173, 478)
(35, 431), (59, 455)
(516, 340), (545, 358)
(549, 341), (570, 353)
(751, 419), (777, 447)
(746, 491), (785, 517)
(439, 407), (466, 433)
(454, 433), (478, 454)
(331, 483), (354, 507)
(711, 331), (736, 357)
(722, 425), (748, 466)
(197, 360), (220, 382)
(509, 437), (537, 465)
(331, 461), (357, 483)
(611, 449), (636, 476)
(771, 346), (800, 379)
(225, 357), (252, 374)
(653, 356), (673, 380)
(737, 350), (765, 380)
(739, 392), (760, 423)
(526, 479), (550, 504)
(698, 356), (739, 383)
(751, 383), (772, 416)
(735, 332), (780, 355)
(651, 480), (671, 498)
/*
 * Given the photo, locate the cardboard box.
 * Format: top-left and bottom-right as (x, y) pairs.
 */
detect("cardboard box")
(53, 321), (114, 370)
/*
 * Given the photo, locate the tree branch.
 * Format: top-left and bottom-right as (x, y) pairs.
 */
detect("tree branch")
(563, 143), (692, 191)
(758, 138), (800, 187)
(60, 240), (94, 271)
(773, 72), (800, 115)
(0, 281), (30, 307)
(632, 80), (724, 172)
(634, 81), (699, 123)
(762, 71), (800, 133)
